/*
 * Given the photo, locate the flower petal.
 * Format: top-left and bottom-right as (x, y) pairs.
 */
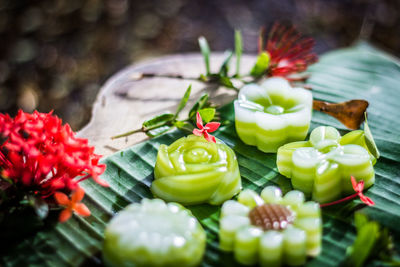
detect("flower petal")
(193, 128), (203, 136)
(74, 203), (91, 217)
(351, 176), (358, 191)
(196, 112), (203, 129)
(71, 187), (85, 203)
(360, 194), (375, 206)
(59, 209), (72, 223)
(205, 122), (221, 133)
(54, 192), (70, 206)
(205, 133), (216, 143)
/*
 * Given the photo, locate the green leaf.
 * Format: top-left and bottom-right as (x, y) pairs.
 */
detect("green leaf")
(198, 108), (216, 123)
(174, 84), (192, 119)
(189, 93), (209, 119)
(218, 50), (233, 77)
(234, 30), (242, 77)
(250, 52), (270, 77)
(3, 43), (400, 267)
(198, 36), (211, 76)
(219, 76), (236, 89)
(364, 113), (380, 159)
(146, 125), (172, 138)
(142, 113), (174, 130)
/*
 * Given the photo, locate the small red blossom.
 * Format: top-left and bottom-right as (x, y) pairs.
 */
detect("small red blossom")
(54, 187), (90, 223)
(0, 110), (107, 222)
(320, 176), (375, 208)
(351, 176), (375, 206)
(192, 112), (220, 143)
(261, 23), (318, 78)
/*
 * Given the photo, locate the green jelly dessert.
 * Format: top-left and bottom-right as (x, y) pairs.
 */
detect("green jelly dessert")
(219, 186), (322, 266)
(152, 134), (241, 205)
(234, 77), (313, 153)
(103, 199), (206, 267)
(277, 126), (378, 203)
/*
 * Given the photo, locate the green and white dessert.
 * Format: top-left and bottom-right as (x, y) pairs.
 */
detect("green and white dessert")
(219, 186), (322, 266)
(234, 77), (313, 153)
(152, 135), (241, 205)
(103, 199), (206, 267)
(277, 126), (377, 203)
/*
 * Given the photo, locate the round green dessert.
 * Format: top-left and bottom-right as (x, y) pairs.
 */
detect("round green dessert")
(234, 77), (313, 153)
(219, 186), (322, 266)
(152, 135), (241, 205)
(277, 126), (377, 203)
(103, 199), (206, 267)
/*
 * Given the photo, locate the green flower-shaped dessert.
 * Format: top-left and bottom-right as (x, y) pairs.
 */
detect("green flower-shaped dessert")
(277, 126), (377, 203)
(219, 187), (322, 266)
(234, 77), (313, 153)
(103, 199), (206, 267)
(152, 135), (241, 205)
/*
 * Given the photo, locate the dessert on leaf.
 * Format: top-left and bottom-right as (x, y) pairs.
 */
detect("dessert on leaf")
(234, 77), (313, 152)
(277, 125), (379, 203)
(151, 112), (241, 205)
(103, 199), (206, 267)
(219, 186), (322, 266)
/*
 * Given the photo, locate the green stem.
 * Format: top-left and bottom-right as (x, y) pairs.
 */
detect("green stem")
(111, 128), (144, 140)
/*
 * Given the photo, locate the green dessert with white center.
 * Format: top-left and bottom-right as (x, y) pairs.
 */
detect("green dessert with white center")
(219, 186), (322, 266)
(152, 135), (241, 205)
(103, 199), (206, 267)
(234, 77), (313, 153)
(277, 126), (378, 203)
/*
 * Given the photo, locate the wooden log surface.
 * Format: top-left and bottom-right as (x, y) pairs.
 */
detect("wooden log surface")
(77, 53), (256, 156)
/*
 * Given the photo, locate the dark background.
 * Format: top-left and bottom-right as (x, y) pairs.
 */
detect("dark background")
(0, 0), (398, 130)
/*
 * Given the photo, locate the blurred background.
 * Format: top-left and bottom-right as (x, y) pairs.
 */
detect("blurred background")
(0, 0), (398, 130)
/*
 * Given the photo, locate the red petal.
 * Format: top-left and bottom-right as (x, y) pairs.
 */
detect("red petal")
(59, 209), (72, 223)
(71, 186), (85, 203)
(196, 112), (203, 129)
(193, 129), (203, 136)
(351, 176), (358, 191)
(74, 203), (91, 216)
(92, 174), (109, 187)
(54, 192), (70, 206)
(205, 122), (221, 133)
(360, 194), (375, 206)
(205, 133), (216, 143)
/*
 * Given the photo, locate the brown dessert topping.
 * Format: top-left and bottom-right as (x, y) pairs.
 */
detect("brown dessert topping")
(249, 203), (295, 231)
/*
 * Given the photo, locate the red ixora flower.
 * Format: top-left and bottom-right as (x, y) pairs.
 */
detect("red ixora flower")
(192, 112), (220, 143)
(261, 23), (318, 78)
(0, 110), (107, 221)
(320, 176), (375, 208)
(54, 186), (90, 223)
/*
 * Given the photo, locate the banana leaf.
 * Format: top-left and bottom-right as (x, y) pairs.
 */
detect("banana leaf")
(1, 42), (400, 266)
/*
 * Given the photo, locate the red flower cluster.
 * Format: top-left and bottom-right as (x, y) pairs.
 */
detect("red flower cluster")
(193, 112), (220, 143)
(262, 23), (318, 78)
(0, 110), (107, 222)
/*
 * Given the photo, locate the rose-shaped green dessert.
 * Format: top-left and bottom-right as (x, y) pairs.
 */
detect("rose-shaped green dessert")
(277, 126), (378, 203)
(234, 77), (313, 153)
(103, 199), (206, 267)
(219, 187), (322, 266)
(152, 135), (241, 205)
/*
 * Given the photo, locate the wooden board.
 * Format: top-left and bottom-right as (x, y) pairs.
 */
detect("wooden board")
(77, 53), (256, 156)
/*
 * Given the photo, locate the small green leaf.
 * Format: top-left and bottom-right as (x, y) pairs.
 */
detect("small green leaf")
(198, 36), (211, 75)
(189, 94), (209, 119)
(146, 125), (172, 137)
(142, 113), (174, 130)
(174, 85), (192, 118)
(354, 212), (369, 230)
(198, 108), (216, 123)
(219, 76), (236, 89)
(250, 52), (270, 77)
(235, 30), (242, 77)
(346, 221), (379, 267)
(364, 113), (380, 159)
(219, 50), (233, 77)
